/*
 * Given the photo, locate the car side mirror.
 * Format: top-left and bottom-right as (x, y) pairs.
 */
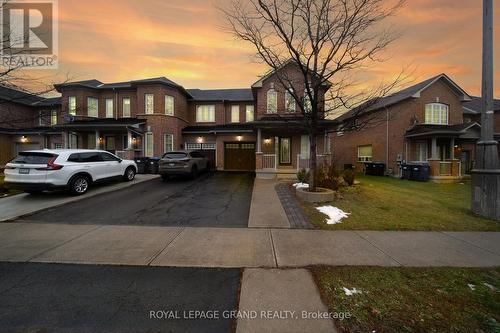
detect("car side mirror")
(118, 159), (123, 163)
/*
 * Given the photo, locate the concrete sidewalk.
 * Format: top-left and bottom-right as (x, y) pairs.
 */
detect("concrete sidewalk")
(248, 178), (290, 228)
(1, 223), (499, 267)
(0, 174), (159, 222)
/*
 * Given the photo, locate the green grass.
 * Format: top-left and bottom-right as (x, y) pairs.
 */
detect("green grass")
(0, 173), (21, 198)
(311, 266), (500, 333)
(301, 175), (500, 231)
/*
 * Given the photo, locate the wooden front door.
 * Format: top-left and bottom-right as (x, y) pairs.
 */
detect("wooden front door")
(224, 142), (256, 171)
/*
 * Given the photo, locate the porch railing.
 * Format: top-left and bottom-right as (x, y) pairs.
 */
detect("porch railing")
(438, 161), (461, 176)
(297, 154), (327, 170)
(262, 154), (277, 169)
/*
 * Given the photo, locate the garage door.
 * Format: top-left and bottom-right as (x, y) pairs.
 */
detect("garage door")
(224, 142), (255, 171)
(15, 143), (41, 154)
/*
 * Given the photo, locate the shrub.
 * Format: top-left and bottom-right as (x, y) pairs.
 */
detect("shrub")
(316, 163), (343, 191)
(343, 169), (356, 186)
(297, 168), (309, 184)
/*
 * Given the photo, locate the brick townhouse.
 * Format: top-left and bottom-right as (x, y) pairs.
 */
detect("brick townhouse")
(0, 63), (336, 178)
(332, 73), (500, 182)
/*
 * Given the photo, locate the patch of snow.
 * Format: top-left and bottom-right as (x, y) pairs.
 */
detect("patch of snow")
(292, 182), (309, 189)
(343, 287), (362, 296)
(316, 205), (350, 225)
(483, 283), (496, 291)
(468, 284), (476, 291)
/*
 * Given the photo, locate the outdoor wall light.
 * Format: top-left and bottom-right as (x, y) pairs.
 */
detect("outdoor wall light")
(197, 136), (204, 143)
(264, 138), (271, 144)
(99, 137), (103, 142)
(21, 135), (28, 143)
(236, 135), (243, 141)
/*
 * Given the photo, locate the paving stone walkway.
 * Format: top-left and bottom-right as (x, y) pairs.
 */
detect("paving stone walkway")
(275, 183), (313, 229)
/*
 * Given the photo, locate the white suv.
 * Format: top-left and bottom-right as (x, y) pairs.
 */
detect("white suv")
(4, 149), (137, 195)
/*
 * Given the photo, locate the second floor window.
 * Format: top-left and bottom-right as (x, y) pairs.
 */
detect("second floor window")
(196, 105), (215, 122)
(122, 98), (131, 117)
(285, 90), (296, 113)
(267, 89), (277, 113)
(246, 105), (254, 122)
(165, 95), (174, 116)
(303, 89), (312, 113)
(87, 97), (98, 117)
(68, 96), (76, 116)
(51, 110), (57, 125)
(105, 99), (113, 118)
(145, 94), (154, 114)
(231, 105), (239, 122)
(425, 103), (449, 125)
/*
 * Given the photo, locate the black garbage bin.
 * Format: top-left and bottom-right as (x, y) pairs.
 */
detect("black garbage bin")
(344, 164), (355, 170)
(134, 157), (150, 174)
(149, 157), (160, 174)
(365, 162), (385, 176)
(409, 164), (429, 182)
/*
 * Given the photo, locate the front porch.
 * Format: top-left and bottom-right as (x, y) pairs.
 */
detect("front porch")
(253, 119), (334, 179)
(54, 118), (145, 160)
(405, 123), (480, 182)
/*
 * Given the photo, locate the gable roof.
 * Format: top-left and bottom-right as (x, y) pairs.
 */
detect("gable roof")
(186, 88), (253, 102)
(0, 85), (61, 107)
(336, 74), (472, 123)
(462, 96), (500, 114)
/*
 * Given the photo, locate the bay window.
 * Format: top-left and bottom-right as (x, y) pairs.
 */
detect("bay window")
(285, 90), (295, 113)
(68, 96), (76, 116)
(145, 94), (154, 114)
(165, 95), (174, 116)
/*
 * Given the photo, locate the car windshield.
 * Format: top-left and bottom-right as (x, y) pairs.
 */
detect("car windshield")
(10, 152), (55, 164)
(162, 152), (188, 159)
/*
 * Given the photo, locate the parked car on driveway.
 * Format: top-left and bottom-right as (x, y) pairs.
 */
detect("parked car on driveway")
(159, 150), (209, 180)
(4, 149), (137, 195)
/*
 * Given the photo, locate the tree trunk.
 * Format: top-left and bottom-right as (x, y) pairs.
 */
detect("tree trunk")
(309, 130), (318, 192)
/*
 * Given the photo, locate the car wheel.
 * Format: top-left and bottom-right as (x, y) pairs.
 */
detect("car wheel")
(70, 175), (89, 195)
(190, 165), (198, 179)
(161, 174), (169, 181)
(123, 167), (136, 182)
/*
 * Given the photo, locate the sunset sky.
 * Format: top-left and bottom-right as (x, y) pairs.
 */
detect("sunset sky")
(41, 0), (500, 96)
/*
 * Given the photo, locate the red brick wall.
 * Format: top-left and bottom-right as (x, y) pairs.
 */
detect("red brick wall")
(332, 79), (468, 173)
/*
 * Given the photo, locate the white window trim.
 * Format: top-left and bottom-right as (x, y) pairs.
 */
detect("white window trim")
(145, 132), (154, 157)
(196, 105), (215, 123)
(246, 105), (254, 122)
(285, 90), (296, 113)
(425, 103), (449, 125)
(38, 110), (43, 126)
(50, 110), (57, 125)
(266, 89), (277, 114)
(105, 98), (114, 118)
(87, 97), (98, 118)
(165, 95), (174, 116)
(415, 141), (428, 162)
(122, 98), (131, 118)
(231, 105), (240, 123)
(357, 145), (372, 162)
(68, 96), (76, 116)
(145, 94), (154, 114)
(164, 133), (174, 153)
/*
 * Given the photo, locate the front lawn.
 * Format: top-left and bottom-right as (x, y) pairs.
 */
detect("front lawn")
(311, 266), (500, 333)
(301, 175), (500, 231)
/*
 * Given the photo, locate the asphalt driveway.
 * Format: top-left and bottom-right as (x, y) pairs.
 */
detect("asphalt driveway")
(20, 172), (254, 227)
(0, 262), (240, 333)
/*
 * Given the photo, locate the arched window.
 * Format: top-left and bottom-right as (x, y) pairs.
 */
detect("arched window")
(267, 89), (277, 113)
(284, 90), (295, 113)
(425, 103), (449, 125)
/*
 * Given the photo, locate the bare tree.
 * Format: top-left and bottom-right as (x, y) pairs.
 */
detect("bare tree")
(0, 0), (69, 129)
(222, 0), (406, 191)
